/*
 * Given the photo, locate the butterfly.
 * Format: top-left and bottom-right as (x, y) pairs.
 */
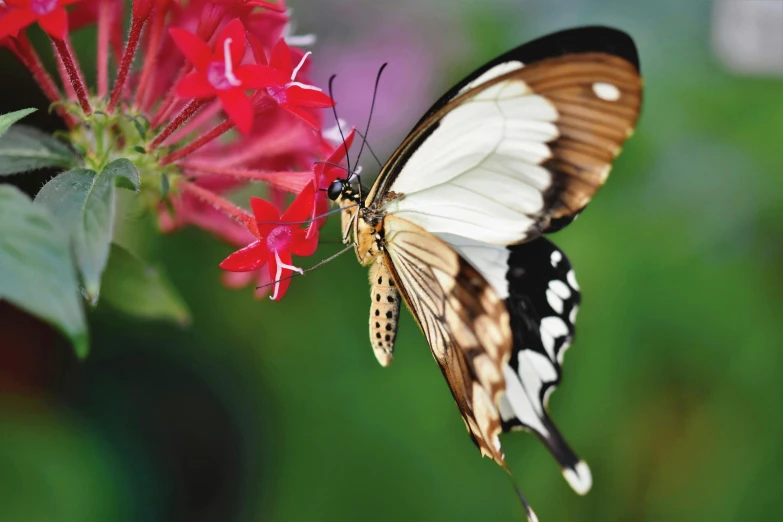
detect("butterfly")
(325, 26), (642, 520)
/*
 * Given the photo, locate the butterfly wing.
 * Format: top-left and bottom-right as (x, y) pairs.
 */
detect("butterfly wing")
(367, 26), (642, 243)
(382, 215), (512, 465)
(500, 236), (591, 494)
(361, 25), (642, 506)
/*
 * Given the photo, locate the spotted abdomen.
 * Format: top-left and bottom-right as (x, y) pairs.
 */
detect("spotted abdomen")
(369, 258), (400, 367)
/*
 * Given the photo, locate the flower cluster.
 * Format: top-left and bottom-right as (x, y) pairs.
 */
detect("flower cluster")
(1, 0), (350, 301)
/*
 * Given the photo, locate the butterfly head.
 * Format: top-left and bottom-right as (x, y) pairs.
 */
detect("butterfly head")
(326, 172), (363, 204)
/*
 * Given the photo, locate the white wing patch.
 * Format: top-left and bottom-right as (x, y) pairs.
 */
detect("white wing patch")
(458, 60), (524, 95)
(435, 233), (510, 299)
(385, 78), (559, 245)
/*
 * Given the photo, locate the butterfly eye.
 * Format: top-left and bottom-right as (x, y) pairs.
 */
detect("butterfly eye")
(347, 172), (360, 186)
(327, 179), (343, 201)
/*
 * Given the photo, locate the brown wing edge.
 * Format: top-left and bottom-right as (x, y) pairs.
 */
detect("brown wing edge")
(366, 51), (642, 240)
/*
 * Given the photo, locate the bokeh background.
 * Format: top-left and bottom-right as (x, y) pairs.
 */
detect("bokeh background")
(1, 0), (782, 521)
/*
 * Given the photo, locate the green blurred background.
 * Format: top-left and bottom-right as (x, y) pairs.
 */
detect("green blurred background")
(1, 0), (782, 521)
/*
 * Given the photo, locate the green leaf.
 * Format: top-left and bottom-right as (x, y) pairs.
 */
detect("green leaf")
(34, 159), (140, 303)
(0, 185), (88, 357)
(0, 108), (37, 136)
(131, 118), (146, 139)
(103, 158), (140, 191)
(100, 245), (191, 325)
(160, 172), (170, 198)
(0, 125), (79, 176)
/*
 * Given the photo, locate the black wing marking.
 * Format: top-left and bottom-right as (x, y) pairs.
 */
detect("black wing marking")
(413, 26), (639, 130)
(500, 236), (591, 494)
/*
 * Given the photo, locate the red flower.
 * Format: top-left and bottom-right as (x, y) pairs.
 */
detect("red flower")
(171, 18), (282, 134)
(220, 184), (318, 301)
(251, 37), (334, 130)
(0, 0), (81, 40)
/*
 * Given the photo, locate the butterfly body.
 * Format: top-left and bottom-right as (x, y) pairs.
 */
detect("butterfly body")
(326, 26), (642, 520)
(368, 258), (400, 366)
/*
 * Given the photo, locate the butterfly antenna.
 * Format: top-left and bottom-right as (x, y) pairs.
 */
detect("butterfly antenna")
(253, 204), (359, 227)
(354, 129), (383, 168)
(313, 160), (362, 175)
(328, 74), (352, 176)
(256, 243), (356, 291)
(353, 62), (387, 172)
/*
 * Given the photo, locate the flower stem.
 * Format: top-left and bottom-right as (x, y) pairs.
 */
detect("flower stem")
(181, 162), (312, 193)
(160, 94), (274, 165)
(159, 118), (234, 165)
(96, 0), (112, 98)
(148, 100), (206, 150)
(108, 14), (147, 113)
(50, 37), (92, 116)
(149, 66), (188, 128)
(135, 6), (167, 110)
(178, 180), (256, 232)
(11, 35), (76, 127)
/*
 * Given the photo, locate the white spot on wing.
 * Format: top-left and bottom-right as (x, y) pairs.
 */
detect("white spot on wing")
(550, 250), (562, 267)
(563, 461), (593, 495)
(546, 289), (563, 314)
(541, 316), (568, 342)
(502, 365), (548, 435)
(540, 328), (555, 360)
(592, 82), (621, 101)
(458, 60), (524, 95)
(548, 280), (571, 299)
(569, 304), (579, 326)
(567, 269), (579, 290)
(521, 349), (558, 383)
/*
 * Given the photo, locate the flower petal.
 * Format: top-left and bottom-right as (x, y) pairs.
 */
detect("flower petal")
(249, 196), (281, 236)
(0, 9), (37, 39)
(215, 18), (246, 67)
(280, 104), (321, 130)
(37, 7), (69, 40)
(290, 227), (319, 257)
(269, 38), (292, 75)
(247, 33), (268, 65)
(326, 128), (356, 164)
(308, 194), (330, 236)
(169, 27), (213, 70)
(236, 64), (288, 89)
(281, 182), (316, 223)
(285, 85), (334, 108)
(175, 71), (215, 99)
(218, 89), (254, 134)
(219, 240), (269, 272)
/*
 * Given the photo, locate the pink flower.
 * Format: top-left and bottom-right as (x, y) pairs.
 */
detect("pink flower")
(252, 37), (334, 130)
(0, 0), (81, 40)
(220, 184), (318, 301)
(171, 18), (282, 134)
